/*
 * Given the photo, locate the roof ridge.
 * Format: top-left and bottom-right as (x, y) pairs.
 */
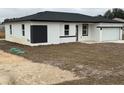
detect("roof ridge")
(36, 11), (94, 17)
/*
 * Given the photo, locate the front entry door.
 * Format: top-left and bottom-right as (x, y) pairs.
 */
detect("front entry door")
(31, 25), (47, 43)
(76, 25), (79, 41)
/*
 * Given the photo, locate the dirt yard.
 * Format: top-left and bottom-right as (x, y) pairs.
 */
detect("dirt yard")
(0, 40), (124, 84)
(0, 50), (78, 85)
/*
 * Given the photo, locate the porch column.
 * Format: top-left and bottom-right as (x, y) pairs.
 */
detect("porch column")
(120, 28), (123, 40)
(99, 28), (102, 42)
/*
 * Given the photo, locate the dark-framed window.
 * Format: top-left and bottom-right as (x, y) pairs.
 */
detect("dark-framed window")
(10, 25), (12, 35)
(64, 25), (69, 35)
(22, 24), (25, 36)
(82, 24), (88, 36)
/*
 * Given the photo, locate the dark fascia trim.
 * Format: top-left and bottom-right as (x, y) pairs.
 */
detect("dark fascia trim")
(60, 35), (76, 38)
(33, 20), (124, 23)
(4, 20), (98, 23)
(4, 20), (124, 24)
(97, 26), (123, 28)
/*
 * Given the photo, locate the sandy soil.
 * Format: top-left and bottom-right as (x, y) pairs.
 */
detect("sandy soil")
(1, 41), (124, 84)
(0, 50), (78, 85)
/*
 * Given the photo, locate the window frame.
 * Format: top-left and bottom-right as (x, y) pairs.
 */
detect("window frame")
(10, 25), (12, 35)
(22, 24), (25, 36)
(82, 24), (88, 36)
(64, 25), (69, 36)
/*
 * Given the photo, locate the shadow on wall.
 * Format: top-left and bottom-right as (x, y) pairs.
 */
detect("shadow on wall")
(123, 34), (124, 40)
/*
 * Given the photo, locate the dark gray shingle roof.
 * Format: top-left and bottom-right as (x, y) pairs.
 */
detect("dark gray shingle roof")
(4, 11), (124, 23)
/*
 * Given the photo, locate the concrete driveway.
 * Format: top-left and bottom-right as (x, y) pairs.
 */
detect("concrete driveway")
(81, 40), (124, 44)
(103, 40), (124, 43)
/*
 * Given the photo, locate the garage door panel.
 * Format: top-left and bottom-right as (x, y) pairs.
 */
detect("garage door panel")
(31, 25), (47, 43)
(102, 28), (120, 41)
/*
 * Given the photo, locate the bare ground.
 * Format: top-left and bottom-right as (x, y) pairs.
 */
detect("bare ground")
(0, 50), (78, 85)
(0, 40), (124, 84)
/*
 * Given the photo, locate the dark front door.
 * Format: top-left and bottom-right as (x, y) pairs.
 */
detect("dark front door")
(76, 25), (78, 41)
(31, 25), (47, 43)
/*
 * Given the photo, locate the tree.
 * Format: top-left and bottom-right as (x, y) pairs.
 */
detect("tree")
(95, 15), (103, 17)
(103, 8), (124, 19)
(104, 10), (113, 19)
(112, 8), (124, 18)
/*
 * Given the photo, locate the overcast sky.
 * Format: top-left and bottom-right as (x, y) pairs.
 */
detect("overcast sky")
(0, 8), (111, 22)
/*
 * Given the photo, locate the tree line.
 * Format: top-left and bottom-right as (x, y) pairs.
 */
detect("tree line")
(102, 8), (124, 19)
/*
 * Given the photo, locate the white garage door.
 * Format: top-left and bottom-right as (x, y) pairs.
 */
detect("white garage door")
(102, 28), (120, 41)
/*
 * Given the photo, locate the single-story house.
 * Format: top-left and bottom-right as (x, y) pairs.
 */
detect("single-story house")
(4, 11), (124, 46)
(113, 18), (124, 22)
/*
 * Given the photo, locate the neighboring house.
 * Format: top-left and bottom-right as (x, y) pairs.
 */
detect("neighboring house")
(3, 11), (124, 46)
(0, 24), (5, 38)
(0, 24), (5, 32)
(113, 18), (124, 22)
(113, 18), (124, 34)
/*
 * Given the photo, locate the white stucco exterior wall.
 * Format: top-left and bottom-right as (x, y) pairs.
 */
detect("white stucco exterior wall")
(5, 22), (77, 46)
(78, 23), (100, 42)
(59, 23), (76, 43)
(30, 22), (77, 45)
(90, 24), (100, 41)
(30, 22), (60, 45)
(5, 22), (31, 45)
(4, 21), (124, 46)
